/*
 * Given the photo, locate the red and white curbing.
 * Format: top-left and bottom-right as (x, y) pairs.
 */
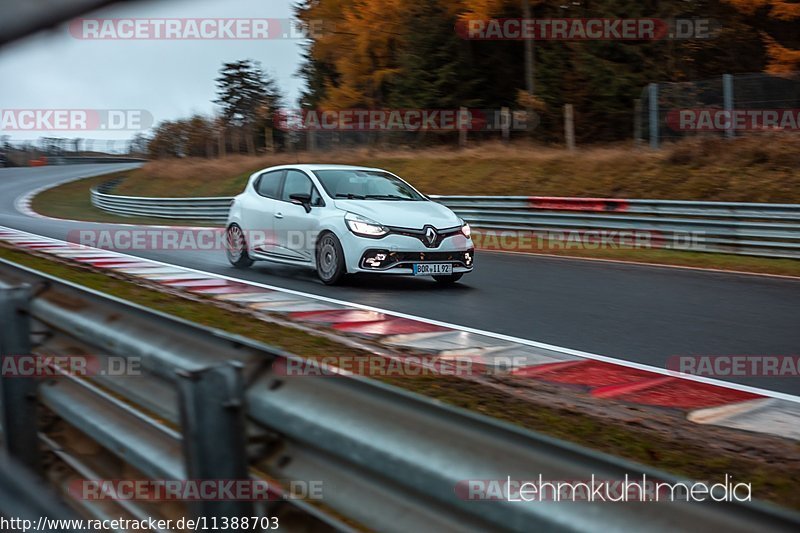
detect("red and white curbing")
(1, 224), (799, 442)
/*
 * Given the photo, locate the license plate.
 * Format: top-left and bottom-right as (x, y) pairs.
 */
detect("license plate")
(413, 263), (452, 276)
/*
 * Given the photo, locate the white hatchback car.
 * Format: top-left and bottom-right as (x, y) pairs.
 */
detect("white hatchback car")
(225, 164), (474, 285)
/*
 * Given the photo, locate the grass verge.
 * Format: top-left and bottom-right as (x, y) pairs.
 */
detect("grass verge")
(29, 172), (217, 227)
(114, 135), (800, 202)
(0, 243), (798, 510)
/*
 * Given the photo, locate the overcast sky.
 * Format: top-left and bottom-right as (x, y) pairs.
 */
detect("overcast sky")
(0, 0), (305, 141)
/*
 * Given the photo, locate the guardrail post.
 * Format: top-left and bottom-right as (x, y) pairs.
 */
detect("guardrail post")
(0, 283), (41, 473)
(177, 362), (253, 520)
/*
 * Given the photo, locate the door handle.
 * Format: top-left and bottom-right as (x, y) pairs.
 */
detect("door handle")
(274, 213), (284, 219)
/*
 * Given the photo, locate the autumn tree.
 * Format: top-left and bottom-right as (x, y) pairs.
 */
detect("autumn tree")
(724, 0), (800, 72)
(215, 60), (282, 154)
(296, 0), (795, 142)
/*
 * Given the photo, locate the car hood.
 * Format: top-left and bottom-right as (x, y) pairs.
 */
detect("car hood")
(334, 200), (461, 229)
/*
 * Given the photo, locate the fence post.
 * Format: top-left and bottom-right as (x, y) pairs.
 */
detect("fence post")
(648, 83), (659, 149)
(564, 104), (575, 150)
(458, 106), (469, 148)
(634, 98), (643, 147)
(177, 362), (253, 520)
(0, 283), (41, 474)
(218, 130), (226, 158)
(500, 107), (510, 144)
(307, 129), (317, 152)
(723, 74), (735, 139)
(264, 126), (274, 153)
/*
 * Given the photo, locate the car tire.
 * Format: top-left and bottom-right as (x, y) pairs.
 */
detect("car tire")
(433, 273), (463, 286)
(226, 224), (254, 269)
(316, 232), (347, 285)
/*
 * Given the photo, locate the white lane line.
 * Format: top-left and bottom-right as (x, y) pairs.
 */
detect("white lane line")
(479, 248), (800, 281)
(2, 223), (799, 405)
(8, 164), (194, 229)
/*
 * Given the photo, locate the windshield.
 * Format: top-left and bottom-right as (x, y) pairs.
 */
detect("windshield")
(313, 170), (425, 201)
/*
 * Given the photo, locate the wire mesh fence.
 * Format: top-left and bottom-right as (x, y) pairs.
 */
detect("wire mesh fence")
(639, 72), (800, 147)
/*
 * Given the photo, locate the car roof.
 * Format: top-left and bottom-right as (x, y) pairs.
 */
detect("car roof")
(258, 164), (385, 173)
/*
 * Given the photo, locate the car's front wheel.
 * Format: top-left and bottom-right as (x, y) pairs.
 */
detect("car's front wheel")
(225, 224), (254, 269)
(316, 232), (347, 285)
(433, 273), (463, 286)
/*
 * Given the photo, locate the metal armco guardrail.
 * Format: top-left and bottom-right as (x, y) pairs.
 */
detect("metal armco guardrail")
(2, 258), (799, 531)
(89, 181), (800, 259)
(90, 179), (232, 221)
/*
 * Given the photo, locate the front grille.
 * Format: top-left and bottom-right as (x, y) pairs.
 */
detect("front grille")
(385, 225), (462, 248)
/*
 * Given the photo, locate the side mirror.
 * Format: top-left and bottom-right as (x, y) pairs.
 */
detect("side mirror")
(289, 193), (312, 213)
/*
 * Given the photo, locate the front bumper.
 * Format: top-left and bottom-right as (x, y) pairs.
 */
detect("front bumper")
(340, 231), (474, 275)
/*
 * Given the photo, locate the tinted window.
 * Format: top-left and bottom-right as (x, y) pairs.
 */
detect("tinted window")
(313, 169), (424, 201)
(282, 170), (314, 202)
(256, 170), (283, 199)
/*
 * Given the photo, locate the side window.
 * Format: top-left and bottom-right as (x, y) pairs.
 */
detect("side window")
(256, 170), (283, 199)
(282, 170), (322, 205)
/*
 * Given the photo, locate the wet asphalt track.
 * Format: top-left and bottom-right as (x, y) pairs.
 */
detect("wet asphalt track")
(1, 164), (799, 394)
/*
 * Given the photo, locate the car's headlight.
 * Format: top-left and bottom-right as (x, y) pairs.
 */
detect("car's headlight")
(461, 221), (471, 239)
(345, 212), (388, 237)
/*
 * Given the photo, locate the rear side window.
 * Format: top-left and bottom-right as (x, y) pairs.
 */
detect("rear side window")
(255, 170), (283, 199)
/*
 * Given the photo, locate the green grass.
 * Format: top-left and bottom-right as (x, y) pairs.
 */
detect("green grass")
(1, 243), (799, 510)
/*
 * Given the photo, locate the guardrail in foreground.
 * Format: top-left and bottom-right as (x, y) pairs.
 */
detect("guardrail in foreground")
(1, 257), (799, 532)
(89, 184), (800, 259)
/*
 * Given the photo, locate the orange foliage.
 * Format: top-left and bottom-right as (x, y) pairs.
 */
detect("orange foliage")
(764, 35), (800, 73)
(724, 0), (800, 72)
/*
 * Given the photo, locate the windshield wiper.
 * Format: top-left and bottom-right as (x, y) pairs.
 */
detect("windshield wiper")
(335, 193), (366, 199)
(365, 194), (408, 200)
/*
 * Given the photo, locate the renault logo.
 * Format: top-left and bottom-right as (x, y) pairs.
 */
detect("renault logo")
(424, 226), (437, 246)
